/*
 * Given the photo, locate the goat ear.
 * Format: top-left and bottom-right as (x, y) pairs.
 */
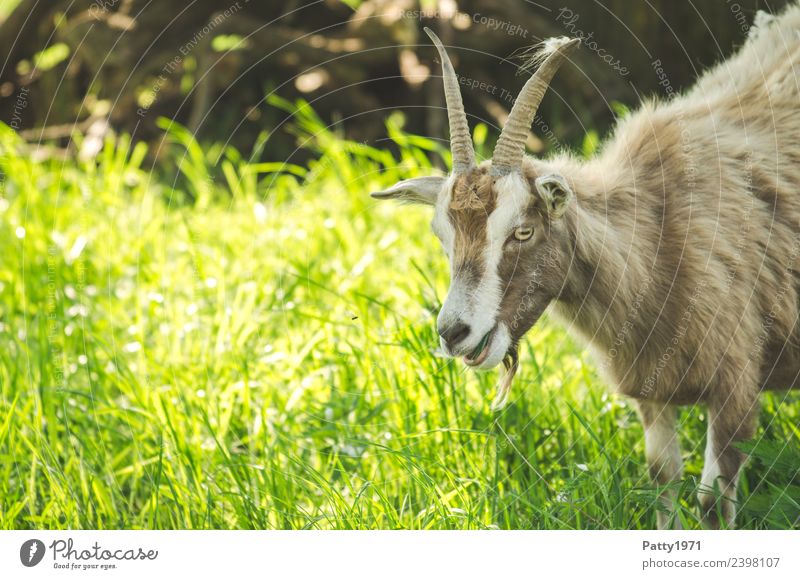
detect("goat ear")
(534, 173), (573, 218)
(370, 176), (445, 206)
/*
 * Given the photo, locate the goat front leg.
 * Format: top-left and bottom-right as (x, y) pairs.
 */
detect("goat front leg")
(637, 401), (683, 529)
(698, 396), (758, 529)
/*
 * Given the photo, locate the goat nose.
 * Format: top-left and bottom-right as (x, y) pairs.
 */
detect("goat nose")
(438, 320), (471, 350)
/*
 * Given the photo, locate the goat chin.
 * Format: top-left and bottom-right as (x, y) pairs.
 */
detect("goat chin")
(469, 322), (511, 372)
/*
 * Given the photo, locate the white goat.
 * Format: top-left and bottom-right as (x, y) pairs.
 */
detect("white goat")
(372, 5), (800, 528)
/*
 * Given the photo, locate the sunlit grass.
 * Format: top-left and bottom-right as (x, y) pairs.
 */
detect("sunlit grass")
(0, 103), (797, 529)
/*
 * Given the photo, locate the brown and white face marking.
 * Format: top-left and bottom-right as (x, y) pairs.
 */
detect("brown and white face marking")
(430, 163), (575, 369)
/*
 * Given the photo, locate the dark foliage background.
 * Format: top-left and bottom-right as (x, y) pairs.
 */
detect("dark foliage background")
(0, 0), (792, 161)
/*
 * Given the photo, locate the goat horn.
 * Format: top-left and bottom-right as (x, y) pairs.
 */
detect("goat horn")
(424, 27), (476, 173)
(491, 37), (580, 176)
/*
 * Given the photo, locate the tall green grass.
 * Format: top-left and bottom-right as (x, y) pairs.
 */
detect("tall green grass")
(0, 101), (797, 529)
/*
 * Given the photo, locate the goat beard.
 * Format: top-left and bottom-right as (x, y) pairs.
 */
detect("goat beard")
(490, 345), (519, 411)
(489, 299), (549, 410)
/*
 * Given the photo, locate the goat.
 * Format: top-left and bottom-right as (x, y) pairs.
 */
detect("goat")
(371, 4), (800, 529)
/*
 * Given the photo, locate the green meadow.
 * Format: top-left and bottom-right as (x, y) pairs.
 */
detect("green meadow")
(1, 100), (797, 530)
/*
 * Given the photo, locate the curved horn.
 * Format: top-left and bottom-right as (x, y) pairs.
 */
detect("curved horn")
(423, 27), (475, 172)
(491, 37), (580, 176)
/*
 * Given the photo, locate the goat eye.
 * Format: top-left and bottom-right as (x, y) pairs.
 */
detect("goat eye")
(513, 227), (533, 241)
